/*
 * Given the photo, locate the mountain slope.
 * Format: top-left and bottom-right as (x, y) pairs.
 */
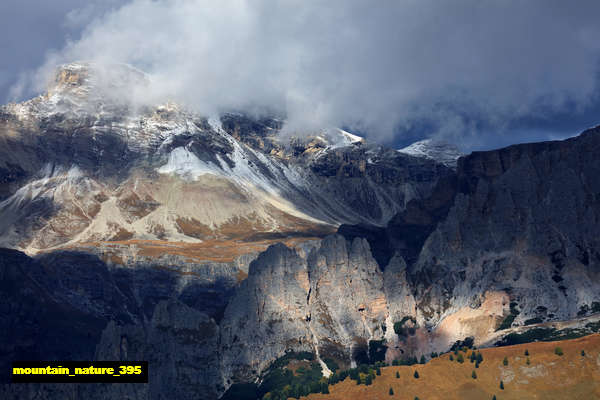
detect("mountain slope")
(304, 333), (600, 400)
(0, 63), (450, 256)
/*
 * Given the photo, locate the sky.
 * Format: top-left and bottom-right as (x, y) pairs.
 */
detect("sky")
(2, 0), (600, 151)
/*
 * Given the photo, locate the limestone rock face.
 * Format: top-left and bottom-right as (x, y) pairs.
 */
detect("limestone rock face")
(219, 235), (391, 385)
(306, 236), (387, 365)
(91, 300), (221, 400)
(219, 243), (313, 382)
(337, 127), (600, 354)
(412, 127), (600, 329)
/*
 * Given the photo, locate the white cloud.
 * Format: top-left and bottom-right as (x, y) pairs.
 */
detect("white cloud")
(16, 0), (600, 147)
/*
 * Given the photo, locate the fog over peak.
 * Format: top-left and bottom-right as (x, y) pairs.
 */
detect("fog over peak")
(5, 0), (600, 150)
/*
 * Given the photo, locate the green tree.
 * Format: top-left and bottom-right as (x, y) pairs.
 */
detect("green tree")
(476, 352), (483, 363)
(503, 356), (509, 366)
(413, 370), (420, 379)
(555, 347), (564, 356)
(449, 354), (454, 361)
(321, 383), (329, 394)
(472, 370), (477, 379)
(493, 396), (497, 400)
(389, 387), (394, 396)
(526, 357), (530, 365)
(396, 371), (400, 379)
(581, 350), (586, 356)
(365, 374), (373, 386)
(420, 355), (426, 364)
(376, 367), (381, 376)
(301, 384), (310, 396)
(500, 380), (504, 390)
(457, 353), (464, 363)
(524, 349), (529, 356)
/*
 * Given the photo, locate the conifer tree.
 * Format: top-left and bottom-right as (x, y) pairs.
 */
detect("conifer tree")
(581, 350), (586, 356)
(396, 371), (400, 379)
(472, 370), (477, 379)
(524, 349), (529, 356)
(554, 347), (563, 356)
(500, 380), (504, 390)
(449, 354), (454, 361)
(420, 355), (426, 364)
(493, 396), (497, 400)
(457, 353), (464, 363)
(413, 370), (419, 379)
(389, 387), (394, 396)
(526, 357), (530, 365)
(376, 367), (381, 375)
(503, 356), (508, 366)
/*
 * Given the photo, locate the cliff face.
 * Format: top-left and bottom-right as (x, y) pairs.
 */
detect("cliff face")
(220, 236), (387, 383)
(0, 248), (223, 399)
(335, 127), (600, 357)
(410, 126), (600, 335)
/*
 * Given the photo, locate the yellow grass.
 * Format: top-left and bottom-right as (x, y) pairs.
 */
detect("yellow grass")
(304, 334), (600, 400)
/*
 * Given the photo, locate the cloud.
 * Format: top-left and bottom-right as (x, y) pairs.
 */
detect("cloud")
(12, 0), (600, 149)
(0, 0), (126, 101)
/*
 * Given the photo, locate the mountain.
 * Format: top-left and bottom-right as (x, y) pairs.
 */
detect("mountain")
(2, 63), (600, 400)
(0, 63), (449, 256)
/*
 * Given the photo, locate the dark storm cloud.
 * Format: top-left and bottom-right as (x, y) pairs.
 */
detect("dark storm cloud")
(4, 0), (600, 150)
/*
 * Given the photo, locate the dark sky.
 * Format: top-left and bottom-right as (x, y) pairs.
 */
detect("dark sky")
(2, 0), (600, 152)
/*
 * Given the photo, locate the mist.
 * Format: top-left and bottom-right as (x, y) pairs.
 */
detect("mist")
(9, 0), (600, 150)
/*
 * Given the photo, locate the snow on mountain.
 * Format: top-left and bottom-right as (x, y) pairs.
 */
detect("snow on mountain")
(0, 62), (451, 253)
(398, 138), (462, 168)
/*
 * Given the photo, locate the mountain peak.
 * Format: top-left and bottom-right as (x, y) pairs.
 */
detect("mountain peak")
(48, 62), (149, 99)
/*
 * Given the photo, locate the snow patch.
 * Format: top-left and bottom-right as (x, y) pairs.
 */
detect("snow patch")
(158, 147), (223, 179)
(398, 139), (462, 168)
